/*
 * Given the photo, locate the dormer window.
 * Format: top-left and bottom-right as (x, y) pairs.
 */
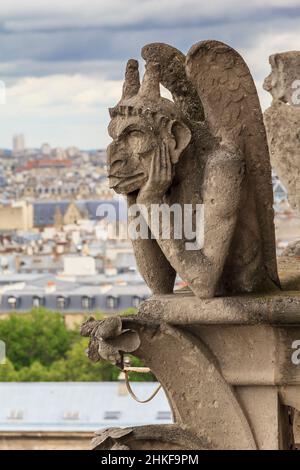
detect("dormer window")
(8, 296), (18, 309)
(56, 296), (69, 309)
(32, 296), (44, 308)
(63, 411), (79, 420)
(8, 410), (23, 420)
(81, 296), (93, 309)
(106, 296), (119, 309)
(156, 411), (172, 420)
(104, 411), (121, 420)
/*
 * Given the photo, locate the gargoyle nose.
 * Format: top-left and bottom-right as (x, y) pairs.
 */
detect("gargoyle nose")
(107, 142), (116, 165)
(263, 75), (272, 92)
(107, 143), (126, 175)
(107, 143), (118, 165)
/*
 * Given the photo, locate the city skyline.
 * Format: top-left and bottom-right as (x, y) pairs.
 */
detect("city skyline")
(4, 134), (103, 152)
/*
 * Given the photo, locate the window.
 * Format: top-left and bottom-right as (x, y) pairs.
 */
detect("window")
(104, 411), (121, 420)
(8, 296), (18, 309)
(63, 411), (79, 420)
(106, 296), (119, 309)
(132, 296), (142, 308)
(81, 296), (93, 309)
(32, 296), (44, 308)
(156, 411), (172, 420)
(56, 296), (69, 309)
(8, 410), (23, 420)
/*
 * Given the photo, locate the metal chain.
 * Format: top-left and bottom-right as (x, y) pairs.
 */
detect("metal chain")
(124, 370), (162, 403)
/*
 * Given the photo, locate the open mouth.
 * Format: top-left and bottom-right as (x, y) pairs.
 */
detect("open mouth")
(109, 173), (145, 190)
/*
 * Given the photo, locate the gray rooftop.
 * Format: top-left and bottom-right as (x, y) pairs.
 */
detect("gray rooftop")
(0, 269), (150, 313)
(34, 199), (128, 227)
(0, 382), (172, 432)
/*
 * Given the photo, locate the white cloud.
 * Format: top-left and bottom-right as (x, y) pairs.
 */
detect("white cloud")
(5, 74), (122, 113)
(0, 1), (300, 148)
(0, 74), (123, 149)
(0, 59), (124, 80)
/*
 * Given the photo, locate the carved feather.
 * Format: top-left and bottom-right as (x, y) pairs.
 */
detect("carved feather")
(186, 40), (280, 287)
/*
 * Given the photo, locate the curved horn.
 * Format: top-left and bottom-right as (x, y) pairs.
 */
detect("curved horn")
(122, 59), (140, 100)
(138, 62), (161, 100)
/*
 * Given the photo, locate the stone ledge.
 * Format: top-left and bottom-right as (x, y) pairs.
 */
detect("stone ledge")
(138, 290), (300, 325)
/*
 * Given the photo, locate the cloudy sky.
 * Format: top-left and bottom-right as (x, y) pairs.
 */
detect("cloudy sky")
(0, 0), (300, 149)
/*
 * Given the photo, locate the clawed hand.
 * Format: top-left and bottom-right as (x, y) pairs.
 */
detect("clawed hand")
(137, 141), (172, 204)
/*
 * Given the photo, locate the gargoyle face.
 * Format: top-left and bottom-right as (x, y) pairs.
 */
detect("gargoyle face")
(106, 58), (192, 195)
(107, 114), (157, 195)
(264, 52), (300, 105)
(107, 112), (192, 195)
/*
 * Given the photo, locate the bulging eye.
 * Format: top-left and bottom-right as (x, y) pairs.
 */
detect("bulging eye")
(130, 130), (142, 138)
(127, 130), (147, 153)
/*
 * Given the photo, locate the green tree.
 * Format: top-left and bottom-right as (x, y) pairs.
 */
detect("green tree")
(0, 358), (17, 381)
(17, 361), (50, 381)
(47, 338), (120, 381)
(0, 307), (155, 383)
(0, 308), (75, 369)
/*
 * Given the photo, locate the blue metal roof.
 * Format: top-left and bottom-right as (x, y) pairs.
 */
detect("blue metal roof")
(33, 199), (127, 227)
(0, 382), (172, 432)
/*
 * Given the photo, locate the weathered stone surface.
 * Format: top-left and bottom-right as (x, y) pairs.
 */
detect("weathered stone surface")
(294, 410), (300, 446)
(83, 296), (300, 450)
(82, 41), (300, 452)
(92, 425), (207, 450)
(282, 242), (300, 257)
(264, 51), (300, 214)
(138, 290), (300, 325)
(264, 51), (300, 105)
(80, 316), (140, 365)
(237, 387), (295, 450)
(107, 40), (279, 298)
(277, 256), (300, 290)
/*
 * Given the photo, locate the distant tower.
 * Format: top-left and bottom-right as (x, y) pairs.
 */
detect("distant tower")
(41, 143), (51, 156)
(12, 134), (25, 155)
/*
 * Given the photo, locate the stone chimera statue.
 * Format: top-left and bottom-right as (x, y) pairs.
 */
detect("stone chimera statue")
(107, 40), (280, 298)
(82, 41), (300, 451)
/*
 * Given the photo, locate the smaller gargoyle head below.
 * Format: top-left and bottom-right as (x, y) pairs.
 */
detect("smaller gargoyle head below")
(263, 51), (300, 106)
(107, 59), (191, 195)
(80, 316), (140, 366)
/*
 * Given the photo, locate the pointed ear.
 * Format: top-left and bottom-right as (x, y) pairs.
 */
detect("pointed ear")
(166, 120), (191, 164)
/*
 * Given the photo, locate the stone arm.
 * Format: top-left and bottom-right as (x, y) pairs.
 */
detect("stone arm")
(137, 148), (245, 298)
(127, 194), (176, 295)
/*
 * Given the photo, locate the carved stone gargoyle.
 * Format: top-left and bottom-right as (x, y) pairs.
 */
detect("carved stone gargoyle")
(264, 51), (300, 215)
(82, 41), (300, 452)
(263, 51), (300, 269)
(82, 305), (300, 450)
(107, 40), (280, 298)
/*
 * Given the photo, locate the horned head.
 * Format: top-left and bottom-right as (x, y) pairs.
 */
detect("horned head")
(107, 58), (192, 195)
(264, 51), (300, 105)
(109, 59), (179, 119)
